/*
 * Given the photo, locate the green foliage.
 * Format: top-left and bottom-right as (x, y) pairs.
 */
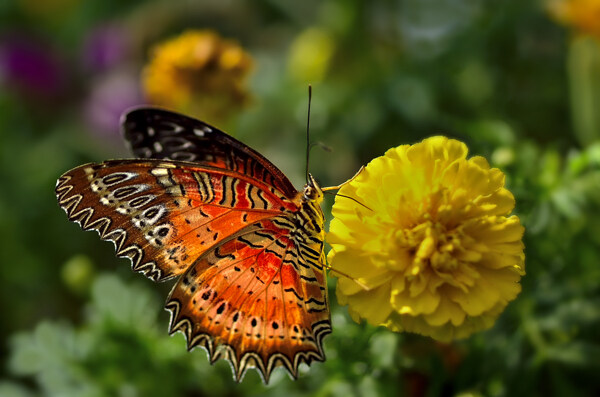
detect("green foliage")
(1, 0), (600, 396)
(569, 37), (600, 147)
(8, 275), (249, 396)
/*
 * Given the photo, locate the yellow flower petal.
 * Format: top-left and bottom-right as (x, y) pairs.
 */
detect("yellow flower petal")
(423, 295), (466, 327)
(339, 284), (394, 326)
(333, 250), (392, 295)
(391, 283), (440, 316)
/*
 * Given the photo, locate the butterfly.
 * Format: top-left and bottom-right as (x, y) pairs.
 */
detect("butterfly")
(55, 108), (332, 383)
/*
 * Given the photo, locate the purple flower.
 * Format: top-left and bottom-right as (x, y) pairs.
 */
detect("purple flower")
(83, 25), (130, 73)
(0, 35), (65, 98)
(85, 71), (144, 137)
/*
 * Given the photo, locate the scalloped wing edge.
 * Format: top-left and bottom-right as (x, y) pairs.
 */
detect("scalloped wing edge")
(55, 173), (170, 282)
(165, 298), (332, 383)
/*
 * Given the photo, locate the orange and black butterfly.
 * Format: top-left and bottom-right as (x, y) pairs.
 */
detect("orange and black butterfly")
(55, 108), (332, 383)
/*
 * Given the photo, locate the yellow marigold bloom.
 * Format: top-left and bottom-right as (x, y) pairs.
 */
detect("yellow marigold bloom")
(548, 0), (600, 38)
(328, 137), (525, 342)
(142, 30), (253, 123)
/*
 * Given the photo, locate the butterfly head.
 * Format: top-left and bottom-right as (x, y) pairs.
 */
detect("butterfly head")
(303, 173), (323, 203)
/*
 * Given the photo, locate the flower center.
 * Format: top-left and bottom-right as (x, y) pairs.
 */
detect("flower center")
(395, 214), (463, 276)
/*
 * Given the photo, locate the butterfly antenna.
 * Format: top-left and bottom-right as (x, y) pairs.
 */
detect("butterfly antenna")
(305, 84), (312, 185)
(324, 257), (372, 291)
(323, 191), (373, 211)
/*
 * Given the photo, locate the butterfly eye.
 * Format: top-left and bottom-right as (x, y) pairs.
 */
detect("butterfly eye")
(303, 186), (316, 200)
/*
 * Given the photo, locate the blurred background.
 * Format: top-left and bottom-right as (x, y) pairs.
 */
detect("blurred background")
(1, 0), (600, 396)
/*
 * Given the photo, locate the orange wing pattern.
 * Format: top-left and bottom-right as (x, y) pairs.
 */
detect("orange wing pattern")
(56, 108), (331, 382)
(56, 160), (295, 281)
(167, 217), (329, 382)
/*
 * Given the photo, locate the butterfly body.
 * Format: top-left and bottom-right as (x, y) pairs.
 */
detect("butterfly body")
(55, 108), (331, 382)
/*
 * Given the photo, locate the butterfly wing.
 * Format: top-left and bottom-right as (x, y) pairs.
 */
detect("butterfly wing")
(167, 215), (330, 383)
(56, 109), (332, 381)
(55, 159), (297, 282)
(121, 107), (297, 199)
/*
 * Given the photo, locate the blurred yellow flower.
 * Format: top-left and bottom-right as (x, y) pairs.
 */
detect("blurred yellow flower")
(142, 30), (253, 123)
(548, 0), (600, 38)
(328, 137), (525, 342)
(288, 27), (335, 83)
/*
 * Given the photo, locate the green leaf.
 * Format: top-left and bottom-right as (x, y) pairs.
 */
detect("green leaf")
(88, 274), (160, 333)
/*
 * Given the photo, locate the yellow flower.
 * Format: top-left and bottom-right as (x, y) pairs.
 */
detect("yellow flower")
(548, 0), (600, 38)
(328, 137), (525, 342)
(142, 30), (253, 123)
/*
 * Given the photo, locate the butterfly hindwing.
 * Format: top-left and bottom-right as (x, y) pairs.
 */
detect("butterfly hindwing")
(167, 216), (331, 382)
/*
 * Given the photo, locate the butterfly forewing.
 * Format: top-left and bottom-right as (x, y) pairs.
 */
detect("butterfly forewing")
(56, 159), (291, 281)
(55, 108), (332, 382)
(122, 107), (297, 198)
